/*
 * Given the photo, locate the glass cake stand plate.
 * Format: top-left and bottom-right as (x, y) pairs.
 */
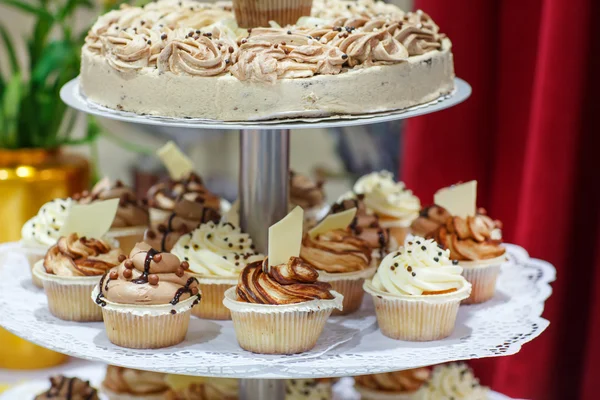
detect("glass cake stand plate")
(60, 77), (471, 130)
(0, 242), (553, 379)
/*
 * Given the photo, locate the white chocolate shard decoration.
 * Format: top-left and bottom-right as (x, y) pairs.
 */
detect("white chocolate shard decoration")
(157, 141), (194, 180)
(308, 208), (357, 239)
(59, 198), (119, 239)
(268, 206), (304, 270)
(434, 180), (477, 219)
(223, 199), (240, 226)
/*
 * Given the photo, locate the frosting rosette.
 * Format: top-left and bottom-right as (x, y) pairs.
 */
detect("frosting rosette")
(236, 257), (335, 305)
(415, 363), (489, 400)
(290, 171), (325, 210)
(21, 198), (74, 247)
(355, 367), (430, 394)
(300, 229), (371, 273)
(146, 172), (220, 212)
(410, 205), (451, 238)
(43, 233), (122, 277)
(34, 376), (99, 400)
(103, 365), (169, 397)
(370, 237), (463, 296)
(172, 221), (264, 278)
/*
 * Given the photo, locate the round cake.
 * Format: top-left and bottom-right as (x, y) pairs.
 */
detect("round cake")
(81, 0), (455, 121)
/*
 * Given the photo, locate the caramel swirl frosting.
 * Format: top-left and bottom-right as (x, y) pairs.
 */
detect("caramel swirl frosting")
(236, 257), (335, 305)
(146, 172), (220, 211)
(290, 171), (325, 209)
(103, 366), (169, 396)
(43, 234), (122, 277)
(98, 242), (200, 306)
(300, 229), (371, 273)
(35, 376), (99, 400)
(355, 367), (430, 393)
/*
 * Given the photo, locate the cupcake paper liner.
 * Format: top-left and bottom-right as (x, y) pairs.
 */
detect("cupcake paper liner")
(460, 255), (507, 304)
(364, 280), (471, 341)
(19, 241), (48, 288)
(318, 267), (375, 316)
(222, 287), (343, 354)
(191, 276), (237, 320)
(101, 384), (168, 400)
(91, 287), (198, 349)
(105, 226), (146, 255)
(355, 385), (417, 400)
(233, 0), (313, 28)
(33, 261), (103, 322)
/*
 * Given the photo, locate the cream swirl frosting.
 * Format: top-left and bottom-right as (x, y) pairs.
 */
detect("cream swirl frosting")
(416, 363), (489, 400)
(353, 170), (420, 223)
(371, 237), (464, 296)
(171, 221), (264, 277)
(21, 198), (74, 247)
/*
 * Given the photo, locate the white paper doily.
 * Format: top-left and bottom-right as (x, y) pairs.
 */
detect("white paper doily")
(0, 243), (553, 379)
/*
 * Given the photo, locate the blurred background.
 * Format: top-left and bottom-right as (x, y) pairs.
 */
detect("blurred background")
(1, 0), (599, 399)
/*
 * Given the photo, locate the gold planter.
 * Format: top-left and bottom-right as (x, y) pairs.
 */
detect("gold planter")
(0, 147), (89, 369)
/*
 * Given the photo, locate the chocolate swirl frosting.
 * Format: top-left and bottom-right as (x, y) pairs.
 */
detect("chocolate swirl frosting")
(236, 257), (335, 305)
(103, 366), (169, 396)
(290, 171), (325, 209)
(97, 242), (200, 306)
(144, 199), (221, 252)
(410, 205), (451, 238)
(330, 196), (390, 258)
(354, 367), (430, 393)
(75, 178), (149, 228)
(44, 234), (122, 277)
(146, 172), (220, 212)
(300, 229), (371, 273)
(34, 376), (99, 400)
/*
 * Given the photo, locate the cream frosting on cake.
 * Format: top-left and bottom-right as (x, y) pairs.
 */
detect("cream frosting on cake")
(81, 0), (455, 121)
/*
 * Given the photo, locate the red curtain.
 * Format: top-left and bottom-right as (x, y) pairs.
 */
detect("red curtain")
(404, 1), (600, 399)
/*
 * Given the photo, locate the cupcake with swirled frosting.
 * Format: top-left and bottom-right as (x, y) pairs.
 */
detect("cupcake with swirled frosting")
(93, 242), (201, 349)
(20, 197), (75, 287)
(171, 221), (264, 320)
(102, 365), (169, 400)
(223, 257), (343, 354)
(34, 376), (99, 400)
(412, 203), (507, 304)
(415, 363), (489, 400)
(76, 178), (150, 254)
(32, 233), (123, 322)
(300, 226), (372, 315)
(352, 170), (420, 245)
(290, 171), (329, 230)
(363, 236), (471, 341)
(354, 367), (430, 400)
(164, 375), (238, 400)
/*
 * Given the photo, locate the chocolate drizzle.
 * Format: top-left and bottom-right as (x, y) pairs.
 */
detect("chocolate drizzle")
(171, 277), (199, 305)
(96, 273), (108, 307)
(132, 248), (159, 284)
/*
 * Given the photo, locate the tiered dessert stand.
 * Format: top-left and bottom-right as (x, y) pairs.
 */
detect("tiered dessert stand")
(0, 77), (555, 400)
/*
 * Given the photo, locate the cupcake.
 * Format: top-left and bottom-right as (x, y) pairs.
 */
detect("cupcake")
(290, 171), (329, 230)
(171, 221), (264, 320)
(415, 363), (489, 399)
(35, 376), (99, 400)
(102, 365), (169, 400)
(285, 378), (333, 400)
(354, 368), (430, 400)
(76, 178), (149, 254)
(330, 195), (394, 267)
(146, 172), (221, 228)
(223, 257), (343, 354)
(352, 171), (420, 245)
(413, 205), (506, 304)
(93, 243), (201, 349)
(21, 197), (74, 287)
(363, 237), (471, 341)
(233, 0), (313, 29)
(164, 375), (238, 400)
(300, 227), (372, 315)
(32, 233), (123, 322)
(144, 199), (221, 252)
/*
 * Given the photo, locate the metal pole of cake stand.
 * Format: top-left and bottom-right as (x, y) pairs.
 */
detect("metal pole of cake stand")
(238, 128), (290, 400)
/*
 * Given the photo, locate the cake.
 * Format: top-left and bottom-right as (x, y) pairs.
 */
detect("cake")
(81, 0), (455, 121)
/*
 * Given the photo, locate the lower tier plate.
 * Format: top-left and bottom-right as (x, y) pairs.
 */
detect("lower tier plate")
(0, 243), (553, 379)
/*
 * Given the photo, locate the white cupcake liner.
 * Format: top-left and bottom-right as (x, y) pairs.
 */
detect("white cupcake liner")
(105, 226), (146, 255)
(355, 385), (417, 400)
(19, 240), (49, 288)
(91, 286), (198, 349)
(192, 275), (238, 320)
(33, 261), (103, 321)
(460, 255), (507, 304)
(318, 267), (376, 315)
(101, 384), (168, 400)
(363, 280), (471, 341)
(222, 287), (343, 354)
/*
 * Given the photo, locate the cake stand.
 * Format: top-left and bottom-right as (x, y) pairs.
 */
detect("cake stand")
(0, 76), (555, 400)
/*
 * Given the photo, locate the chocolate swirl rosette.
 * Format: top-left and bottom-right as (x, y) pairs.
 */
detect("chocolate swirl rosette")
(34, 376), (99, 400)
(93, 242), (201, 349)
(289, 171), (329, 230)
(102, 365), (170, 400)
(363, 236), (471, 341)
(171, 220), (264, 320)
(354, 367), (430, 400)
(32, 233), (123, 322)
(223, 257), (343, 354)
(76, 178), (150, 254)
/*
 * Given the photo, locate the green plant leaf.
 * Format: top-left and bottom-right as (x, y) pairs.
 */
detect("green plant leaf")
(31, 40), (75, 84)
(2, 73), (24, 148)
(0, 0), (53, 20)
(0, 24), (19, 75)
